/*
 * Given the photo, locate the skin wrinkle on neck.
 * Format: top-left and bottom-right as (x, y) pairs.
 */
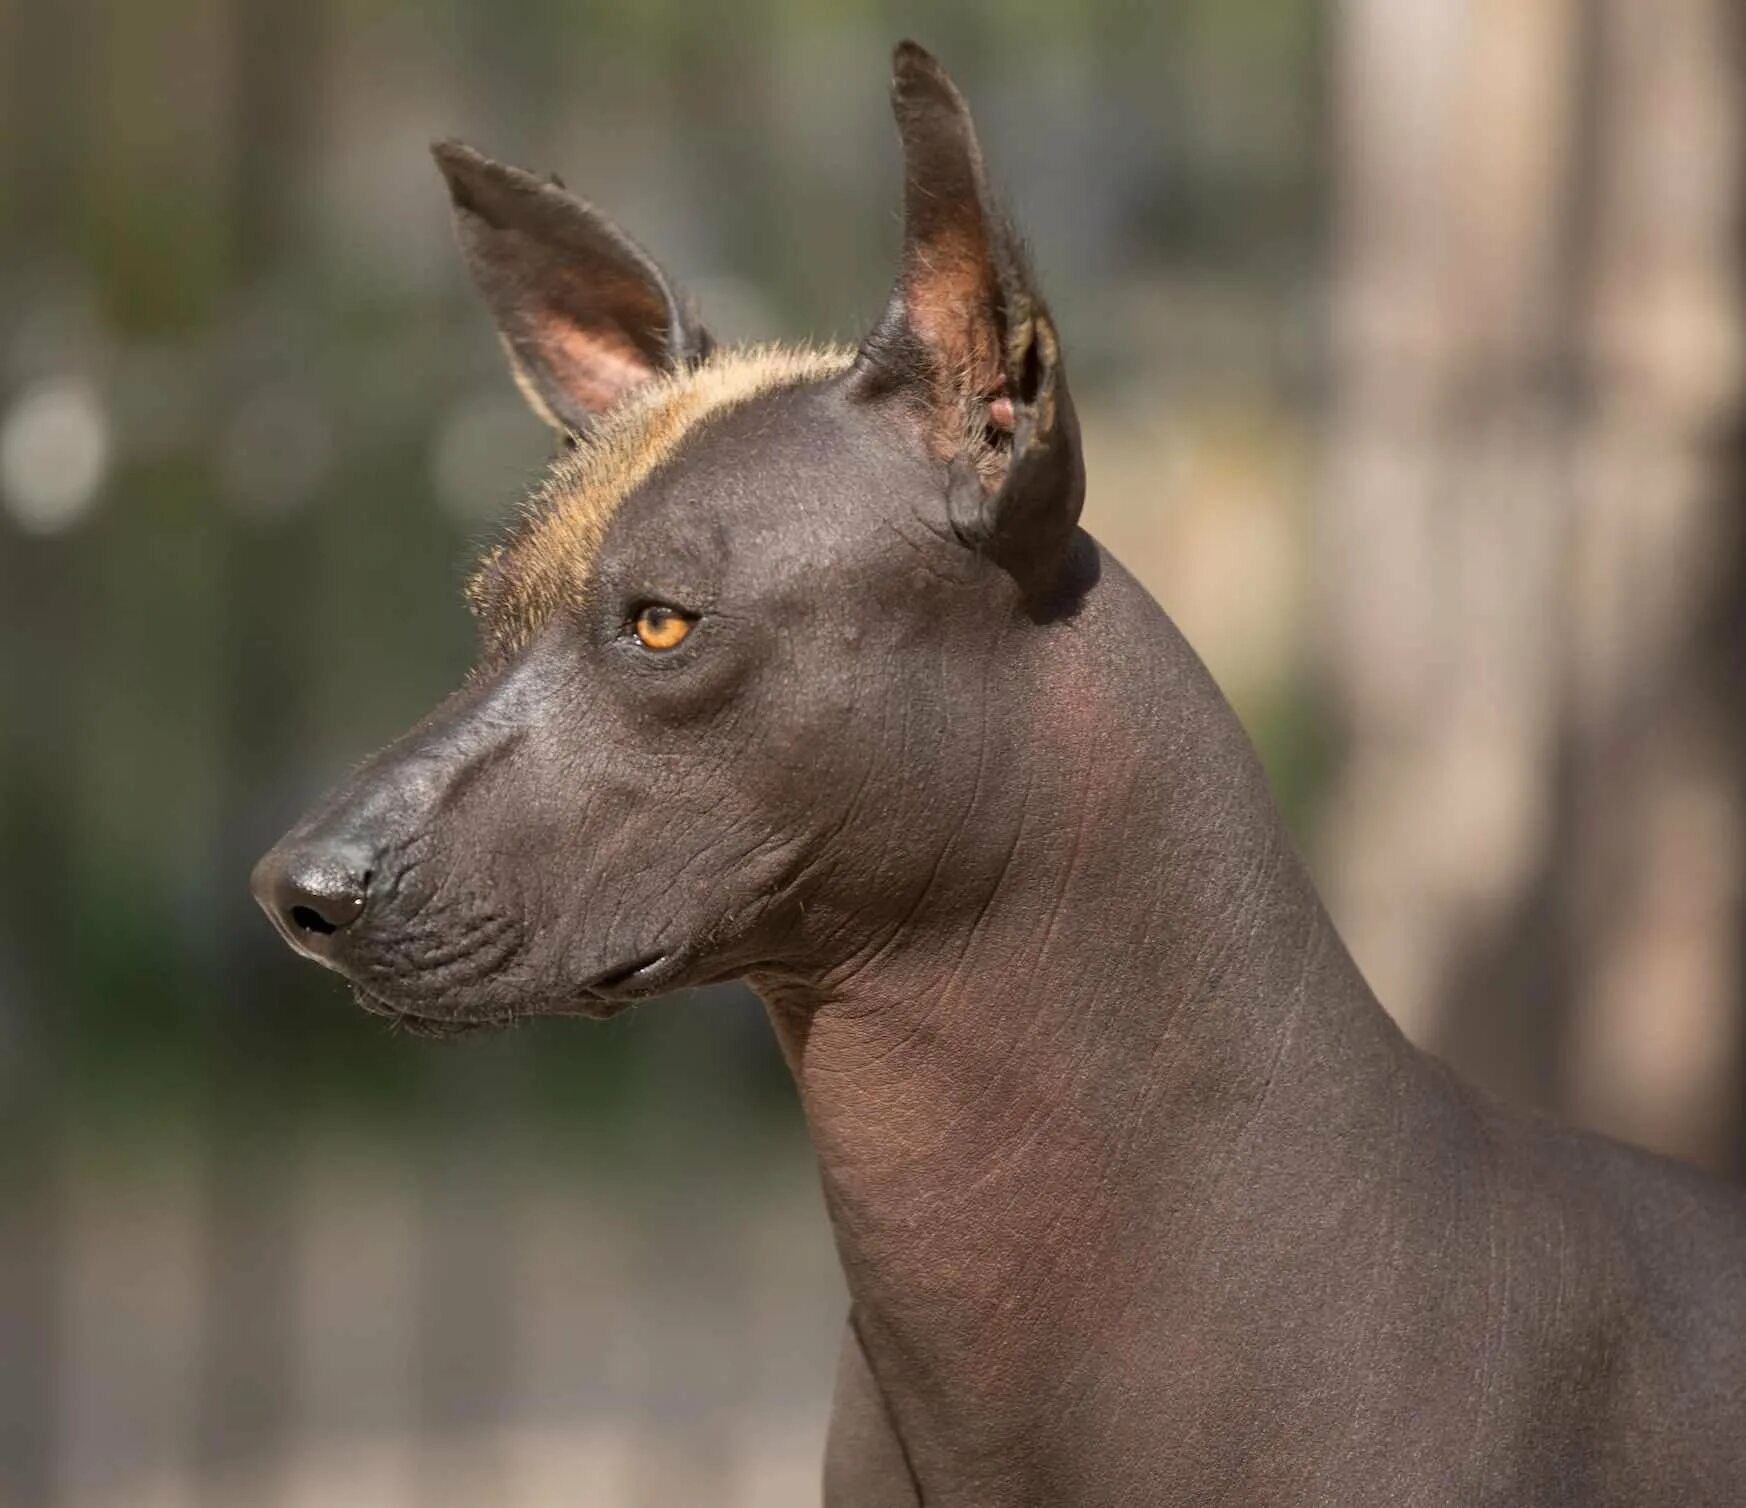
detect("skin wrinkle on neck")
(760, 573), (1425, 1486)
(814, 857), (1332, 1438)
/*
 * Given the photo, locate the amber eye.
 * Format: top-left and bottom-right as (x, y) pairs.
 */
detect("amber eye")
(631, 603), (695, 652)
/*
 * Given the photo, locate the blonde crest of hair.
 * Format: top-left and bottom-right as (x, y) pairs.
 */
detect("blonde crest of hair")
(466, 343), (853, 658)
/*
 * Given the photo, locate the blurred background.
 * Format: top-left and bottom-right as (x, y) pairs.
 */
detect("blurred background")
(1, 0), (1742, 1503)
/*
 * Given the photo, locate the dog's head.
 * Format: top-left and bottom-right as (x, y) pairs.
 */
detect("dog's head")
(251, 43), (1088, 1031)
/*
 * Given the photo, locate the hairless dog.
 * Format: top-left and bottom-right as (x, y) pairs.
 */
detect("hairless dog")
(253, 42), (1746, 1506)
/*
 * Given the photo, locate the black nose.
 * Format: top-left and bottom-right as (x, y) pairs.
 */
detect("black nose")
(250, 841), (373, 958)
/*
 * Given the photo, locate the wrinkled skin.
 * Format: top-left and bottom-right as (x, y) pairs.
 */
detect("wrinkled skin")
(255, 42), (1746, 1507)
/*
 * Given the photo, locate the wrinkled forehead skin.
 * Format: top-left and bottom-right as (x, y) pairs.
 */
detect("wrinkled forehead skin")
(466, 344), (855, 661)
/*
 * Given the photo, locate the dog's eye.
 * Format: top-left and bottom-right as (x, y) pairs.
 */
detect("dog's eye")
(631, 603), (696, 652)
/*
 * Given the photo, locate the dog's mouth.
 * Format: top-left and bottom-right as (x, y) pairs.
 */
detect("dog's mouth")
(585, 949), (684, 999)
(342, 946), (690, 1036)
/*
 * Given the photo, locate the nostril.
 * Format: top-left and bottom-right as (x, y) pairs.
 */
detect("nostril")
(252, 842), (372, 952)
(291, 904), (339, 937)
(284, 879), (367, 936)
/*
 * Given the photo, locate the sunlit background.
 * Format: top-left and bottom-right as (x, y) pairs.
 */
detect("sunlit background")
(2, 1), (1742, 1504)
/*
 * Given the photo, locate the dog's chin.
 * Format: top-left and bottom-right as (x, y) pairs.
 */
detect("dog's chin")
(349, 984), (510, 1037)
(339, 942), (703, 1037)
(346, 976), (648, 1037)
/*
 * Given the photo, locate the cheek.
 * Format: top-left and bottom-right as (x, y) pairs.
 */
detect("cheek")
(741, 626), (868, 779)
(735, 647), (919, 858)
(560, 709), (768, 862)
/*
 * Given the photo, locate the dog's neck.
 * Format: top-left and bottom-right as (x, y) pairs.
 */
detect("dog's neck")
(759, 556), (1430, 1491)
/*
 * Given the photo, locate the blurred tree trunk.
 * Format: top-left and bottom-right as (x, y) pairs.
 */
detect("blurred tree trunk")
(1322, 0), (1745, 1173)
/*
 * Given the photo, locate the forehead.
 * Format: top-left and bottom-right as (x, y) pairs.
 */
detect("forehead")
(467, 344), (853, 656)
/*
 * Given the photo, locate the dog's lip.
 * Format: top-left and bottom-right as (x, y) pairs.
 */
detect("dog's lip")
(585, 948), (685, 999)
(309, 943), (690, 1024)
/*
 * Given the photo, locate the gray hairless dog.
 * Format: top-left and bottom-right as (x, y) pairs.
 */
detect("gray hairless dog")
(253, 42), (1746, 1507)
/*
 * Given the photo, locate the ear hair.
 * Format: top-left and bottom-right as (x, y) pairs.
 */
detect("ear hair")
(433, 141), (713, 436)
(944, 303), (1085, 606)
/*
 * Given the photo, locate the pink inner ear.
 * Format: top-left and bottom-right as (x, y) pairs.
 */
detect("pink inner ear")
(905, 229), (1002, 375)
(988, 394), (1015, 432)
(533, 312), (659, 416)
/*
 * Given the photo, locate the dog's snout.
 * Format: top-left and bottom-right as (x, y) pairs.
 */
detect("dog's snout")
(251, 666), (533, 974)
(251, 840), (374, 958)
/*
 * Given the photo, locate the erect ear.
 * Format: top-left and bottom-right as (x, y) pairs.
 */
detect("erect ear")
(857, 42), (1084, 606)
(432, 140), (714, 437)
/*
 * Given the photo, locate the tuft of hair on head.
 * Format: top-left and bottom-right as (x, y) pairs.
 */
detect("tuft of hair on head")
(465, 342), (853, 661)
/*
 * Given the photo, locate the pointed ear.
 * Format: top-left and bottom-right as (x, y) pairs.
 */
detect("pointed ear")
(859, 42), (1084, 606)
(432, 141), (714, 437)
